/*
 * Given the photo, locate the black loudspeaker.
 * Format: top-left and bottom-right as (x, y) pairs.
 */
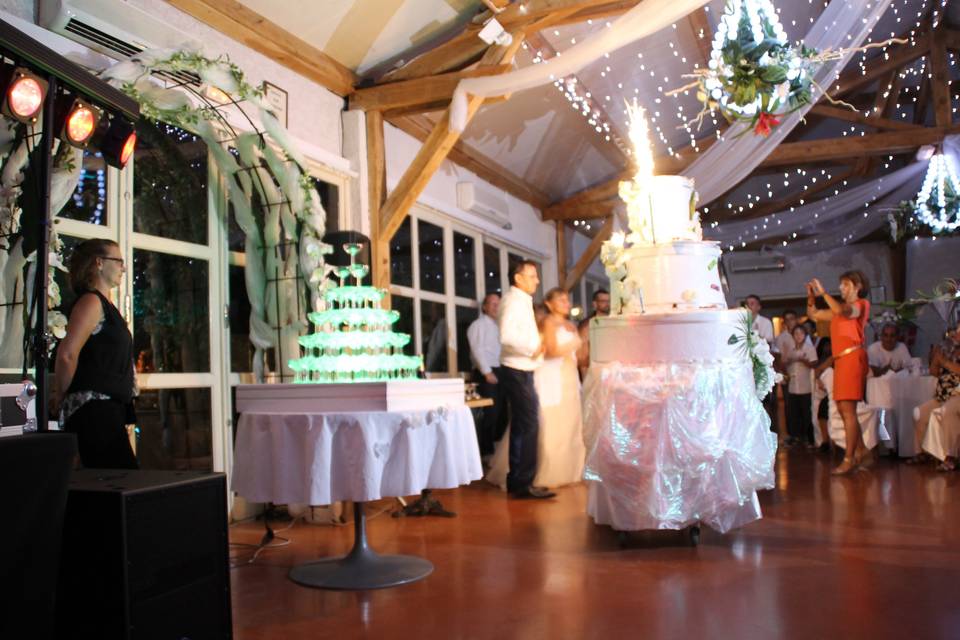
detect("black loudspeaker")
(56, 470), (232, 640)
(0, 433), (76, 640)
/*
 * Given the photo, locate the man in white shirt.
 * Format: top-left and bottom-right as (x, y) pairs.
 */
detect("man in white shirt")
(467, 293), (506, 456)
(745, 294), (775, 347)
(498, 260), (553, 499)
(745, 294), (777, 431)
(775, 310), (801, 437)
(867, 323), (912, 376)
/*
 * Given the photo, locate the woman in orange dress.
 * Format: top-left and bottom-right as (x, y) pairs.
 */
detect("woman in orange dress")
(806, 270), (870, 475)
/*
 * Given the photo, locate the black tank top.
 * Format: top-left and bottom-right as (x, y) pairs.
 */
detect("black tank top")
(67, 290), (135, 403)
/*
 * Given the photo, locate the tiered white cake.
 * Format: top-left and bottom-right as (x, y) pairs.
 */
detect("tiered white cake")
(593, 172), (742, 364)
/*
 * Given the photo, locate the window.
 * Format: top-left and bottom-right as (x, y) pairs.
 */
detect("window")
(483, 243), (501, 296)
(418, 219), (444, 294)
(132, 121), (208, 245)
(390, 217), (413, 288)
(388, 207), (543, 374)
(59, 151), (108, 225)
(453, 232), (475, 299)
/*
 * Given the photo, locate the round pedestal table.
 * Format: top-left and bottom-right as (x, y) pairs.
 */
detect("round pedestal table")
(232, 405), (481, 590)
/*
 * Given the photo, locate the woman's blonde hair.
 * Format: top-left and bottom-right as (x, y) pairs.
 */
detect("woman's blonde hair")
(68, 239), (119, 292)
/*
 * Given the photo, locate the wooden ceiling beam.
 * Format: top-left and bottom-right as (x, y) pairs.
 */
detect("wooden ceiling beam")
(687, 7), (714, 66)
(942, 28), (960, 51)
(564, 216), (613, 291)
(929, 26), (953, 128)
(827, 32), (929, 101)
(379, 35), (526, 241)
(758, 126), (960, 168)
(165, 0), (357, 96)
(806, 104), (921, 132)
(349, 66), (509, 112)
(387, 114), (552, 210)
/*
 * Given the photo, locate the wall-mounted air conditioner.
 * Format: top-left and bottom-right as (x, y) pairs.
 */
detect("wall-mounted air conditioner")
(456, 181), (512, 230)
(728, 252), (787, 273)
(39, 0), (201, 83)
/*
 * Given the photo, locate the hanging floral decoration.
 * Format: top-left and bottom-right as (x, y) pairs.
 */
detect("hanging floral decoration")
(912, 152), (960, 233)
(668, 0), (903, 137)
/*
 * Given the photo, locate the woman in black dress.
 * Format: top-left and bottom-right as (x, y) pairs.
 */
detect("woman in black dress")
(53, 239), (137, 469)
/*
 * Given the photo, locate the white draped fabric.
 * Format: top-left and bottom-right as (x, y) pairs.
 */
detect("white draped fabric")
(705, 162), (926, 250)
(685, 0), (894, 204)
(451, 0), (893, 210)
(232, 406), (482, 505)
(450, 0), (710, 132)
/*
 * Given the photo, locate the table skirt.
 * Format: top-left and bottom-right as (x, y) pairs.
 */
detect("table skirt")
(232, 405), (481, 505)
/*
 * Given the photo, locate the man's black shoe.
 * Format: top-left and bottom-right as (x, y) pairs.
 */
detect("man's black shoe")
(509, 486), (556, 500)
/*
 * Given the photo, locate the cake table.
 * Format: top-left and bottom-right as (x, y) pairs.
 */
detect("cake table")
(232, 386), (481, 590)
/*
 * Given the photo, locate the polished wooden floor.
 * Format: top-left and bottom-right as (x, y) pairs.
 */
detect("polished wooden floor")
(229, 449), (960, 639)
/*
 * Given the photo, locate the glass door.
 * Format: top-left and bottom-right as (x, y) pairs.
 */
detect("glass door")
(125, 120), (226, 473)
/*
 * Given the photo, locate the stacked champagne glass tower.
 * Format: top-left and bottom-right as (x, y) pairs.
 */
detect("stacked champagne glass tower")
(289, 242), (423, 383)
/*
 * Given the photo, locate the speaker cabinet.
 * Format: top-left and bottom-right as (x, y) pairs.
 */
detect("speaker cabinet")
(57, 470), (232, 639)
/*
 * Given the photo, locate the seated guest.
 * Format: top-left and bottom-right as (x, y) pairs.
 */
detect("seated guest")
(911, 325), (960, 469)
(576, 289), (610, 378)
(867, 323), (912, 376)
(467, 293), (506, 456)
(784, 324), (818, 447)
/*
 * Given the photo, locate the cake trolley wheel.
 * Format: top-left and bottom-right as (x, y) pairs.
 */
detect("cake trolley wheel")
(687, 525), (701, 547)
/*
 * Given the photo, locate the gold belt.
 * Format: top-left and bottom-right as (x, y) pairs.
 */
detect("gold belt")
(835, 344), (863, 359)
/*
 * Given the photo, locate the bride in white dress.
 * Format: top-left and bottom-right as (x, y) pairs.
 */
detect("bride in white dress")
(486, 288), (586, 489)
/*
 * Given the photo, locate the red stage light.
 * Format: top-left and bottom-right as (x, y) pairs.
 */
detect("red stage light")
(4, 68), (47, 122)
(119, 132), (136, 166)
(64, 101), (98, 145)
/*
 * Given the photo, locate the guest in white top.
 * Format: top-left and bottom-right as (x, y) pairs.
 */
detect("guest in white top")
(497, 260), (552, 499)
(745, 294), (775, 348)
(867, 323), (912, 376)
(745, 294), (777, 430)
(784, 324), (818, 446)
(467, 293), (506, 455)
(774, 309), (800, 360)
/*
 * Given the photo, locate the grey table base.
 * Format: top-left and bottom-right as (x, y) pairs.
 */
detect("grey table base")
(288, 501), (433, 590)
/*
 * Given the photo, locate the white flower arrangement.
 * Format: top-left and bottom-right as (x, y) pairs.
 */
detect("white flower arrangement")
(729, 311), (781, 400)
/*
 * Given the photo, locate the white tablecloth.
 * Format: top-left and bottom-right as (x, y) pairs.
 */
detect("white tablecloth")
(232, 405), (482, 505)
(866, 373), (937, 457)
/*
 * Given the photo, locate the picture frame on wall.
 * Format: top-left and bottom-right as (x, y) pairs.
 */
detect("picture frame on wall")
(262, 81), (289, 127)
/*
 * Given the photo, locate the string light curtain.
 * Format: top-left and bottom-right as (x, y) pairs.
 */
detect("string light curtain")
(705, 136), (960, 253)
(686, 0), (894, 204)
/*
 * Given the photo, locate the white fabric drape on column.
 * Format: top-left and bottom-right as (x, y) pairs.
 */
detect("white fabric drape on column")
(450, 0), (710, 132)
(687, 0), (894, 204)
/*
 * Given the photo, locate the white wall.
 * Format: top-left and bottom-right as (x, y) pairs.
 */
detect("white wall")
(384, 122), (557, 289)
(724, 243), (895, 310)
(905, 236), (960, 359)
(2, 0), (345, 161)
